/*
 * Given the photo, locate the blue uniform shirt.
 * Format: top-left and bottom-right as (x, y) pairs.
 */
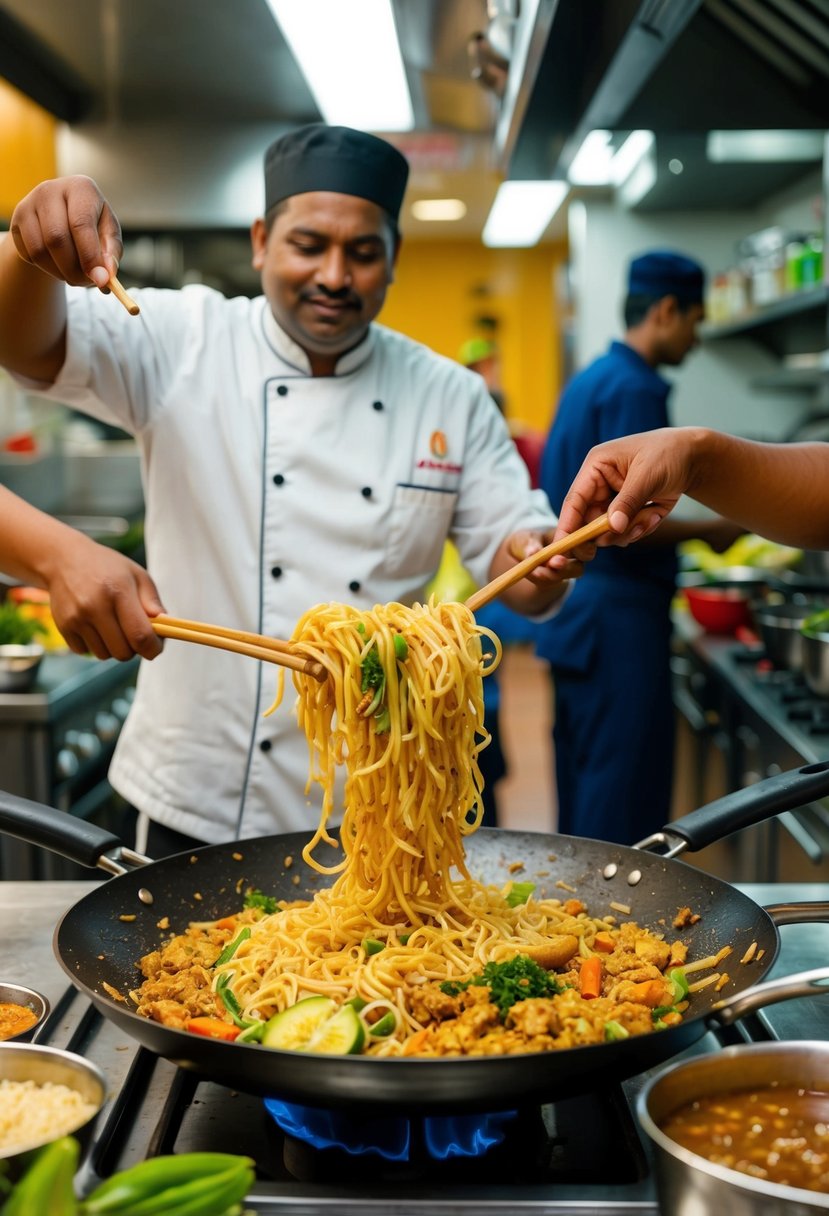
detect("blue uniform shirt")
(536, 340), (677, 672)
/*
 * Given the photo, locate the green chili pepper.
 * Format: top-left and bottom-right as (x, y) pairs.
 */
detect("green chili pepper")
(505, 881), (536, 908)
(362, 938), (385, 956)
(213, 926), (251, 968)
(216, 973), (255, 1030)
(79, 1153), (253, 1215)
(393, 633), (408, 661)
(2, 1136), (79, 1216)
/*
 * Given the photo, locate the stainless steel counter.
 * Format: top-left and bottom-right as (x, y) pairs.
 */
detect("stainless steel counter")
(4, 880), (829, 1215)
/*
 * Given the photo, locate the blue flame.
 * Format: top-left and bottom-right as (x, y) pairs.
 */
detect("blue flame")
(264, 1098), (518, 1161)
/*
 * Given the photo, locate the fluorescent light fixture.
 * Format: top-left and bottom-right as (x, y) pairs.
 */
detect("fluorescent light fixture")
(568, 130), (614, 185)
(616, 152), (657, 210)
(610, 130), (654, 186)
(482, 181), (568, 248)
(707, 129), (825, 163)
(265, 0), (414, 132)
(568, 129), (655, 187)
(411, 198), (467, 222)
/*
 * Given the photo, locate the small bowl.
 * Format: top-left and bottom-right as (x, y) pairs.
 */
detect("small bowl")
(0, 983), (49, 1043)
(684, 586), (752, 634)
(0, 644), (45, 693)
(0, 1042), (107, 1162)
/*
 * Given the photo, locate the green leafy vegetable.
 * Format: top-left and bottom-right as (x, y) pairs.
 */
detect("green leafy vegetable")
(360, 645), (385, 693)
(505, 881), (536, 908)
(393, 633), (408, 661)
(440, 954), (562, 1020)
(213, 926), (251, 968)
(243, 888), (278, 915)
(0, 603), (47, 647)
(604, 1019), (629, 1042)
(802, 608), (829, 636)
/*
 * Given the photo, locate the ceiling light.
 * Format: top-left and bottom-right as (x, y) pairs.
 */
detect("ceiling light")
(568, 129), (654, 187)
(482, 181), (568, 248)
(668, 158), (684, 175)
(265, 0), (414, 132)
(567, 130), (615, 186)
(707, 130), (825, 162)
(410, 199), (468, 222)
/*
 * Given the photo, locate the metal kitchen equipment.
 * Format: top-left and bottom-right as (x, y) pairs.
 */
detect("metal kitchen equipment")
(2, 766), (829, 1112)
(0, 652), (138, 880)
(7, 878), (829, 1215)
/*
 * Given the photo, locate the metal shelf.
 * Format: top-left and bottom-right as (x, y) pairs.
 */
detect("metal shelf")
(701, 284), (828, 341)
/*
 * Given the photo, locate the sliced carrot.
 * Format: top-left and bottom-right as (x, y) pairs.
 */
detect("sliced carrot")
(215, 916), (239, 931)
(402, 1028), (431, 1057)
(593, 932), (615, 953)
(625, 979), (670, 1008)
(187, 1017), (241, 1041)
(579, 956), (603, 1000)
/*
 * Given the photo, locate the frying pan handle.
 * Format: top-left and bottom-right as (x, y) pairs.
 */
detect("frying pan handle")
(711, 967), (829, 1026)
(765, 902), (829, 925)
(0, 788), (126, 869)
(655, 761), (829, 855)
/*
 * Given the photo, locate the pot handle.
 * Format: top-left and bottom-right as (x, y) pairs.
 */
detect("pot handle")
(711, 967), (829, 1027)
(765, 902), (829, 925)
(644, 761), (829, 856)
(0, 788), (138, 871)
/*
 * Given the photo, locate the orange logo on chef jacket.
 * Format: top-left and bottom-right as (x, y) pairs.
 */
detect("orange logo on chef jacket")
(429, 430), (448, 459)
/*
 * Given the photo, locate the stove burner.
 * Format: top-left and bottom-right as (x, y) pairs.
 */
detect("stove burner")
(264, 1097), (517, 1162)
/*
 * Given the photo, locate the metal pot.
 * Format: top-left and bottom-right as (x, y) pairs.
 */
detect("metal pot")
(752, 601), (822, 672)
(0, 644), (44, 693)
(802, 629), (829, 697)
(637, 1040), (829, 1214)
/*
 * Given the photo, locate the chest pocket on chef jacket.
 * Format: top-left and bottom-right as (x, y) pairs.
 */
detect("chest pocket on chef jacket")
(384, 484), (458, 580)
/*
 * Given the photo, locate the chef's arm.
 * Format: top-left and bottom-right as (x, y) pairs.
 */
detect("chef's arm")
(0, 177), (122, 382)
(0, 486), (164, 660)
(557, 427), (829, 552)
(486, 530), (586, 616)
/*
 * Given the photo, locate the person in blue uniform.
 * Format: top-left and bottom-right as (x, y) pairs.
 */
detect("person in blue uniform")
(536, 250), (743, 844)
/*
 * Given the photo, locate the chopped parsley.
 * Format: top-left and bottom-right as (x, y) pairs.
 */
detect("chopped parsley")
(440, 955), (563, 1020)
(243, 888), (278, 915)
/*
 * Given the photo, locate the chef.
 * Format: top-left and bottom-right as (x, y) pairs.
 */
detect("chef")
(0, 124), (590, 855)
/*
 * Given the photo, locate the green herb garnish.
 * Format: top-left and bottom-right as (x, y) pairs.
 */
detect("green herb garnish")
(243, 888), (278, 915)
(440, 955), (562, 1020)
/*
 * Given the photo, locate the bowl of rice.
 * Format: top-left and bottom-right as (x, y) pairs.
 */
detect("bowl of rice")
(0, 1043), (107, 1161)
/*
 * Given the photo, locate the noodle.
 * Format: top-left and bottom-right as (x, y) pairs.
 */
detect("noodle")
(133, 598), (709, 1057)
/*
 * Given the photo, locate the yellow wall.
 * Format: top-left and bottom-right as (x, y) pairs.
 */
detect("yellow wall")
(378, 239), (568, 435)
(0, 79), (57, 220)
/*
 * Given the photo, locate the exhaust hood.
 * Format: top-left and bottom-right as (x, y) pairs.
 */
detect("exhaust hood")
(501, 0), (829, 209)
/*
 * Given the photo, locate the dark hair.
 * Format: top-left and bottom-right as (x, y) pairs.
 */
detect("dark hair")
(264, 199), (400, 251)
(624, 293), (698, 328)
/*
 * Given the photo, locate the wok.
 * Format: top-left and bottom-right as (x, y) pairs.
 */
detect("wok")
(3, 764), (829, 1115)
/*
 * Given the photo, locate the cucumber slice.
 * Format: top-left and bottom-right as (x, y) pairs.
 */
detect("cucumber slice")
(262, 996), (336, 1050)
(308, 1004), (365, 1055)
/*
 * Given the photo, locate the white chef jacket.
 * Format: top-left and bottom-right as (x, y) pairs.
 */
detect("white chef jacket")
(21, 284), (557, 842)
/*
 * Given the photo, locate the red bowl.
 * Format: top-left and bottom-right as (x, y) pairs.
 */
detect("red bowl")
(684, 586), (752, 634)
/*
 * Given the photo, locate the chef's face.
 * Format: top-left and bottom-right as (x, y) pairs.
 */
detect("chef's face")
(251, 192), (399, 374)
(656, 299), (705, 366)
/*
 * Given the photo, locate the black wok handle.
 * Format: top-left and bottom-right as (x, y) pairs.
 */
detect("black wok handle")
(657, 761), (829, 855)
(0, 789), (125, 869)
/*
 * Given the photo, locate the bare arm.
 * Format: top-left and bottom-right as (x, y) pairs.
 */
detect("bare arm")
(0, 177), (122, 380)
(0, 486), (165, 661)
(556, 427), (829, 551)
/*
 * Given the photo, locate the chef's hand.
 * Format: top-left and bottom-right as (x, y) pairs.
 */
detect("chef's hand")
(10, 175), (123, 292)
(555, 428), (698, 546)
(43, 532), (165, 662)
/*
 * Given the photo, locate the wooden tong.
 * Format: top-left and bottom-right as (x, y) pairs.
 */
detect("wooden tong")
(465, 512), (613, 612)
(150, 615), (326, 681)
(108, 275), (140, 316)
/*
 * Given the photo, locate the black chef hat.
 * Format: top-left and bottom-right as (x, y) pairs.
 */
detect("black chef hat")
(627, 250), (706, 303)
(264, 124), (410, 222)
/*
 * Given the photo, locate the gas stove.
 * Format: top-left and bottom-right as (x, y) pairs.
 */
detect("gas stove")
(6, 882), (829, 1215)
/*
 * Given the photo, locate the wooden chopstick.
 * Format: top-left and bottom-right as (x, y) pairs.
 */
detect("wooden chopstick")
(108, 275), (140, 316)
(150, 615), (326, 681)
(465, 512), (613, 613)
